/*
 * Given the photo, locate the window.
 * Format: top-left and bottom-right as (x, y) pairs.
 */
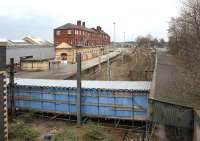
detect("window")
(56, 30), (61, 36)
(75, 30), (79, 35)
(61, 53), (67, 60)
(67, 30), (72, 35)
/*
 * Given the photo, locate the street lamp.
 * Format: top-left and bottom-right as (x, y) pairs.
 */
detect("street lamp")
(113, 22), (116, 43)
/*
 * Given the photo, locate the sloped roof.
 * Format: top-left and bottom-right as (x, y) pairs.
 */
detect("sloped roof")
(23, 36), (53, 46)
(8, 40), (30, 46)
(0, 39), (7, 46)
(56, 42), (72, 49)
(56, 23), (95, 33)
(55, 23), (110, 37)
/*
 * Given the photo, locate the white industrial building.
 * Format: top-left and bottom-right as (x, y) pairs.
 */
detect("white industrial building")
(5, 37), (55, 64)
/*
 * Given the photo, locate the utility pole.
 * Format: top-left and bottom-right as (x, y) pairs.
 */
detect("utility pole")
(9, 58), (15, 119)
(76, 53), (81, 127)
(0, 41), (8, 141)
(123, 32), (126, 42)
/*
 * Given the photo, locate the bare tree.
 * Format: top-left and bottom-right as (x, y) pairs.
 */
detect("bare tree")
(168, 0), (200, 91)
(135, 34), (158, 48)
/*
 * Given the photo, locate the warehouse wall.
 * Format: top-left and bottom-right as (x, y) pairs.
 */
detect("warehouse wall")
(6, 46), (55, 64)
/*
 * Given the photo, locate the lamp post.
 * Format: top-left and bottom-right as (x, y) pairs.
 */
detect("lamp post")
(113, 22), (116, 43)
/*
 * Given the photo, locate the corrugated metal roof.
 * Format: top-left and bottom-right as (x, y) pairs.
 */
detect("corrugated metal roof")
(23, 36), (53, 46)
(15, 78), (151, 91)
(0, 38), (7, 42)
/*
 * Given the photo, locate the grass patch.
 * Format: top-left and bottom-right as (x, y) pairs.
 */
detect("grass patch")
(83, 122), (113, 141)
(55, 129), (79, 141)
(9, 119), (39, 141)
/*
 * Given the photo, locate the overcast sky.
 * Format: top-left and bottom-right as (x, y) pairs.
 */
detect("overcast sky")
(0, 0), (180, 42)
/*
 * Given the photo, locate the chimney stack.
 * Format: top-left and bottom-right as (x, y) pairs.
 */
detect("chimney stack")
(77, 20), (81, 26)
(82, 22), (85, 28)
(97, 26), (102, 31)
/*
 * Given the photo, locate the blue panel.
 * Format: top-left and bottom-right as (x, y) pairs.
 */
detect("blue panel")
(134, 96), (147, 108)
(31, 93), (41, 99)
(15, 86), (148, 120)
(43, 102), (55, 111)
(81, 97), (97, 103)
(56, 103), (69, 112)
(99, 107), (114, 116)
(116, 110), (132, 117)
(82, 106), (98, 115)
(134, 111), (146, 116)
(70, 105), (76, 113)
(16, 90), (31, 97)
(99, 97), (114, 104)
(69, 95), (76, 102)
(16, 100), (20, 107)
(42, 94), (55, 100)
(115, 98), (132, 106)
(16, 100), (30, 108)
(56, 94), (66, 101)
(31, 101), (42, 109)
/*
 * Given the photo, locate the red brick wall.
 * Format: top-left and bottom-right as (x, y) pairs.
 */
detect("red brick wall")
(54, 28), (110, 47)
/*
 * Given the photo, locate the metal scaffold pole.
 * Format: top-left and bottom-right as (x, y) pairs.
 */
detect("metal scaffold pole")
(107, 55), (111, 81)
(76, 53), (82, 127)
(0, 42), (8, 141)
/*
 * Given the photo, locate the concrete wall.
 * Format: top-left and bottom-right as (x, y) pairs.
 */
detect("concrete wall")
(193, 111), (200, 141)
(21, 60), (49, 71)
(148, 99), (193, 128)
(194, 119), (200, 141)
(6, 46), (55, 64)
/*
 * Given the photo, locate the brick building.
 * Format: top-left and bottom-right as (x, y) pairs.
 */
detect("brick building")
(54, 20), (110, 47)
(54, 21), (110, 63)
